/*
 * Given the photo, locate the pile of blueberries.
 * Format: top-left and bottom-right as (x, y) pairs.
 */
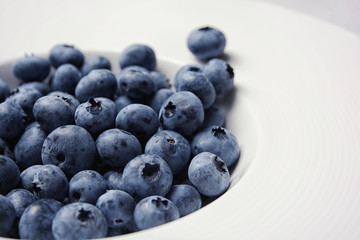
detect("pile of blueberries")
(0, 26), (240, 239)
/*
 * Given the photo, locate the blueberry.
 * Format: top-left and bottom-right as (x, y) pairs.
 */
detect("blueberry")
(12, 55), (51, 82)
(14, 123), (47, 170)
(75, 69), (117, 103)
(0, 137), (14, 160)
(201, 105), (225, 129)
(41, 125), (96, 177)
(31, 164), (69, 201)
(145, 130), (191, 175)
(188, 152), (230, 197)
(187, 26), (226, 60)
(103, 170), (125, 190)
(81, 55), (111, 75)
(150, 71), (171, 90)
(191, 126), (240, 167)
(33, 95), (76, 133)
(96, 190), (136, 228)
(52, 202), (108, 240)
(0, 78), (10, 102)
(47, 91), (80, 112)
(19, 199), (63, 240)
(0, 155), (20, 195)
(19, 165), (43, 191)
(6, 189), (36, 217)
(159, 91), (204, 137)
(166, 184), (202, 217)
(122, 154), (173, 201)
(174, 64), (203, 90)
(174, 70), (216, 109)
(150, 88), (174, 114)
(6, 86), (42, 121)
(51, 64), (82, 94)
(116, 103), (159, 145)
(114, 95), (133, 112)
(0, 101), (27, 141)
(75, 97), (117, 137)
(114, 66), (149, 97)
(133, 195), (179, 230)
(69, 170), (108, 204)
(49, 44), (84, 68)
(0, 194), (16, 237)
(203, 58), (234, 96)
(119, 44), (157, 71)
(96, 128), (142, 168)
(117, 67), (156, 101)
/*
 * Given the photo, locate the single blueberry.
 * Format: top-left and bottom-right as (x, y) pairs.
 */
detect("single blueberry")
(69, 170), (108, 204)
(150, 71), (171, 90)
(203, 58), (234, 96)
(51, 63), (82, 94)
(150, 88), (174, 114)
(187, 26), (226, 60)
(166, 184), (202, 217)
(52, 202), (108, 240)
(114, 66), (149, 97)
(145, 130), (191, 175)
(188, 152), (230, 197)
(0, 101), (27, 141)
(19, 165), (43, 191)
(0, 194), (16, 237)
(174, 64), (204, 90)
(191, 126), (240, 167)
(0, 78), (10, 102)
(19, 199), (63, 240)
(96, 190), (136, 228)
(12, 55), (51, 82)
(122, 154), (173, 201)
(41, 125), (96, 177)
(47, 91), (80, 112)
(96, 128), (142, 168)
(119, 44), (157, 71)
(133, 195), (179, 230)
(0, 155), (20, 195)
(49, 44), (84, 68)
(81, 55), (111, 75)
(6, 189), (36, 217)
(158, 91), (204, 137)
(75, 69), (117, 103)
(201, 105), (225, 129)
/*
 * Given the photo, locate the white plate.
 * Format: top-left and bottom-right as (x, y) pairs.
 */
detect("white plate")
(1, 1), (360, 239)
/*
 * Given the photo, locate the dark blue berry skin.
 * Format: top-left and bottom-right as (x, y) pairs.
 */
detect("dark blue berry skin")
(116, 104), (159, 145)
(0, 137), (14, 160)
(81, 56), (111, 75)
(49, 44), (84, 69)
(69, 170), (108, 204)
(117, 67), (156, 101)
(19, 165), (42, 191)
(0, 78), (10, 103)
(47, 91), (80, 112)
(201, 105), (225, 129)
(12, 55), (51, 82)
(52, 202), (108, 240)
(0, 194), (16, 237)
(187, 26), (226, 60)
(0, 155), (20, 195)
(103, 171), (126, 191)
(188, 152), (230, 197)
(96, 190), (136, 228)
(150, 88), (174, 114)
(19, 81), (51, 96)
(14, 123), (47, 170)
(75, 69), (117, 103)
(41, 125), (96, 177)
(6, 189), (36, 217)
(6, 86), (42, 121)
(203, 58), (234, 96)
(33, 95), (76, 133)
(96, 128), (142, 168)
(174, 70), (216, 109)
(191, 126), (240, 167)
(51, 64), (82, 94)
(122, 154), (173, 201)
(31, 164), (69, 202)
(133, 195), (179, 230)
(74, 97), (116, 137)
(119, 44), (157, 71)
(115, 67), (149, 97)
(174, 64), (203, 90)
(19, 199), (63, 240)
(159, 91), (204, 137)
(166, 184), (202, 217)
(114, 95), (133, 112)
(145, 130), (191, 175)
(0, 101), (27, 141)
(150, 71), (171, 90)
